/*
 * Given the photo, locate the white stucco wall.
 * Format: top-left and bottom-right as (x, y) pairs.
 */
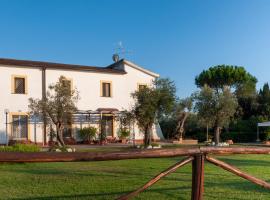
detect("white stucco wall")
(45, 63), (156, 111)
(0, 61), (164, 144)
(0, 65), (43, 143)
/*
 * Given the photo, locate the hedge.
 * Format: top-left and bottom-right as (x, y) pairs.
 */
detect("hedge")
(0, 144), (40, 152)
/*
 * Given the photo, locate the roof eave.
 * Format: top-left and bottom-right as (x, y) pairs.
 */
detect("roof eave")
(107, 59), (160, 78)
(0, 58), (126, 75)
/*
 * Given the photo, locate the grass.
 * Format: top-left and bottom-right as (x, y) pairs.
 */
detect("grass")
(0, 154), (269, 199)
(75, 144), (202, 152)
(76, 146), (134, 152)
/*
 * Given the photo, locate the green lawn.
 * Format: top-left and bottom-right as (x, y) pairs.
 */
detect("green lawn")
(75, 144), (201, 152)
(0, 154), (269, 199)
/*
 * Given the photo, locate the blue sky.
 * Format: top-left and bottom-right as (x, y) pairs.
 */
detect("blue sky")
(0, 0), (270, 97)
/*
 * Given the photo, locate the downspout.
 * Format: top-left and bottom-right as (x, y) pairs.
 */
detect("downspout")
(42, 67), (47, 146)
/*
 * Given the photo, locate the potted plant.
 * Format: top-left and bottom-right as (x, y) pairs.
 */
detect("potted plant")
(99, 129), (107, 145)
(263, 131), (270, 145)
(119, 128), (130, 144)
(79, 127), (97, 144)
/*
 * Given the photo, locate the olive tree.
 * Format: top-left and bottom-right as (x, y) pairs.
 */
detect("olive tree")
(173, 97), (193, 141)
(194, 65), (257, 144)
(116, 110), (135, 139)
(131, 78), (176, 147)
(29, 76), (79, 146)
(194, 85), (238, 144)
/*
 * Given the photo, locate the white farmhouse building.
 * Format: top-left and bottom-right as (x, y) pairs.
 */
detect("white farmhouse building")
(0, 58), (164, 145)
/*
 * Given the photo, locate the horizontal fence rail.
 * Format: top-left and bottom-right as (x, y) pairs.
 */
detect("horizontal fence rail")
(0, 146), (270, 200)
(0, 147), (270, 162)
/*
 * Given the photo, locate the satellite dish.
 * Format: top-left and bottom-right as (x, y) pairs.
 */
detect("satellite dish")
(112, 54), (119, 62)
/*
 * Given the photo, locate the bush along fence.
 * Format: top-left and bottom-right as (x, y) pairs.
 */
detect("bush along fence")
(0, 147), (270, 200)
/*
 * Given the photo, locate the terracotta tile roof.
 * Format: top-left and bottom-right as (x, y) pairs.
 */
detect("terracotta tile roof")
(0, 58), (126, 74)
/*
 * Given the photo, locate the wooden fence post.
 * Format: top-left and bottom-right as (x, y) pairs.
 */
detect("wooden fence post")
(191, 154), (204, 200)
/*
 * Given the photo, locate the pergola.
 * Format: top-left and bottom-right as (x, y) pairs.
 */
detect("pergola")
(22, 108), (137, 146)
(74, 108), (122, 130)
(257, 121), (270, 142)
(8, 108), (136, 146)
(73, 108), (136, 145)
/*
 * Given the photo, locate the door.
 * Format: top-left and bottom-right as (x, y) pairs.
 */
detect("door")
(63, 114), (73, 138)
(101, 116), (113, 137)
(11, 115), (28, 139)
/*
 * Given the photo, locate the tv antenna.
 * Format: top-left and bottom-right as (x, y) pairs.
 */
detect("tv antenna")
(112, 41), (133, 62)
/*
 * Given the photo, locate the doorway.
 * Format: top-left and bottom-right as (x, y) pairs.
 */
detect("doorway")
(101, 116), (113, 137)
(11, 114), (28, 139)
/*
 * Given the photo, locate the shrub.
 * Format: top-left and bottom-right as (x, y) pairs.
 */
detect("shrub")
(221, 132), (257, 143)
(159, 119), (177, 139)
(0, 144), (40, 152)
(230, 118), (258, 132)
(79, 127), (97, 142)
(192, 132), (205, 142)
(260, 131), (270, 141)
(118, 128), (130, 139)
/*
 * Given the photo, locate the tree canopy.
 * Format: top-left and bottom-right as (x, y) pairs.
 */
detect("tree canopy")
(194, 85), (238, 144)
(257, 83), (270, 119)
(131, 78), (176, 147)
(195, 65), (257, 90)
(29, 76), (79, 146)
(194, 65), (258, 144)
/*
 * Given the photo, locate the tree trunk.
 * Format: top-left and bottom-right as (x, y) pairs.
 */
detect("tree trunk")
(56, 124), (65, 147)
(144, 125), (151, 147)
(214, 126), (220, 145)
(206, 124), (209, 142)
(175, 113), (188, 141)
(179, 113), (188, 141)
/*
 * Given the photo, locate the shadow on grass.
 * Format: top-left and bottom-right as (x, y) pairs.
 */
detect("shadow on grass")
(12, 186), (190, 200)
(1, 168), (161, 180)
(0, 168), (126, 180)
(205, 179), (270, 194)
(147, 185), (190, 200)
(12, 191), (123, 200)
(205, 192), (250, 200)
(215, 157), (270, 167)
(1, 162), (190, 178)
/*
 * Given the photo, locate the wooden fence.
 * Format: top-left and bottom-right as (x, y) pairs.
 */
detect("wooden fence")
(0, 147), (270, 200)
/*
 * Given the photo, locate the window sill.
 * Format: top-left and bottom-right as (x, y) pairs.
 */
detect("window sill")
(100, 96), (113, 98)
(11, 93), (28, 95)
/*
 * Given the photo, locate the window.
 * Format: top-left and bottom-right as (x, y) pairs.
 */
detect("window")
(15, 78), (25, 94)
(12, 75), (27, 94)
(137, 83), (147, 91)
(11, 114), (28, 139)
(101, 81), (112, 97)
